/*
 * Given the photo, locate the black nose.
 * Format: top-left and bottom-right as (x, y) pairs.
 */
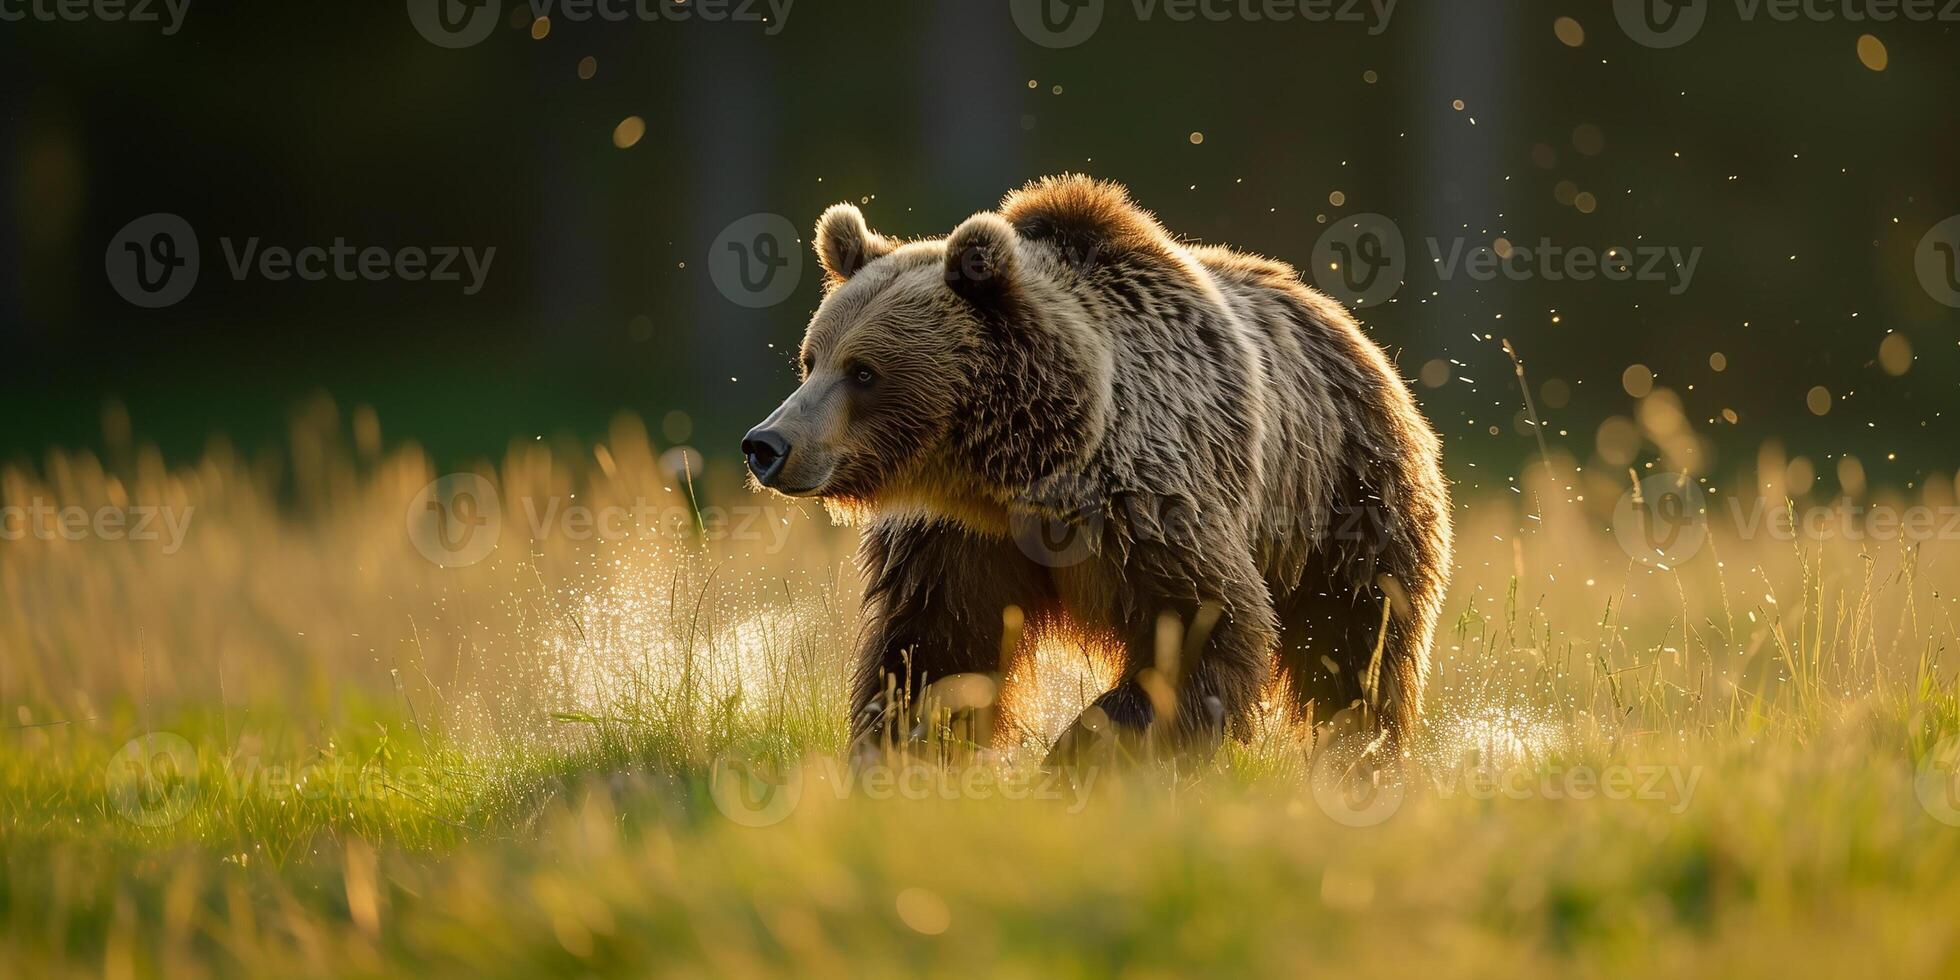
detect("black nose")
(742, 428), (791, 486)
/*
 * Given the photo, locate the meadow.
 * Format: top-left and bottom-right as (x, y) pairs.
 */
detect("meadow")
(4, 397), (1960, 977)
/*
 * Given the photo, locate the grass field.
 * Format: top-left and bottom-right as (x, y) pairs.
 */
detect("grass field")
(5, 401), (1960, 977)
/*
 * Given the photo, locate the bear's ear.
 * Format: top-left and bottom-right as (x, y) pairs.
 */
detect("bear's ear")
(943, 212), (1019, 310)
(814, 203), (895, 283)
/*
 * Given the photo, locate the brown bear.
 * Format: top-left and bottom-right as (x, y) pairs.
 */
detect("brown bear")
(743, 175), (1451, 762)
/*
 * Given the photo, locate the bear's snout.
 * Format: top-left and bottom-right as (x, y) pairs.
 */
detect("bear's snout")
(742, 427), (792, 487)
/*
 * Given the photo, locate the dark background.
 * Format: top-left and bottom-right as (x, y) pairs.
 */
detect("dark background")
(3, 1), (1956, 488)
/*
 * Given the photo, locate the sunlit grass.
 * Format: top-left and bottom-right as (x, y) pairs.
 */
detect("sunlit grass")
(4, 399), (1960, 976)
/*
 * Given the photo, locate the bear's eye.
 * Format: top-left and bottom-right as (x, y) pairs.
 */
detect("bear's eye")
(852, 365), (876, 386)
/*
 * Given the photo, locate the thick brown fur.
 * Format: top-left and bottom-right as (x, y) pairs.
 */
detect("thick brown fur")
(751, 175), (1452, 762)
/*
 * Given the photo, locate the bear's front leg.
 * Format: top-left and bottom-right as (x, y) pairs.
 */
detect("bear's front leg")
(850, 518), (1055, 758)
(1046, 536), (1277, 768)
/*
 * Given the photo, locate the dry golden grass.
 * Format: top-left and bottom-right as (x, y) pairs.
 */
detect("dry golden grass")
(4, 399), (1960, 977)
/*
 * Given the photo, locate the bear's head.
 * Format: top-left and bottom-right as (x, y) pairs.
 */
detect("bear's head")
(742, 200), (1105, 524)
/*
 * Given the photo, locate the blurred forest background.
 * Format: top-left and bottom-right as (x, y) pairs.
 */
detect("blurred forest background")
(2, 2), (1956, 489)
